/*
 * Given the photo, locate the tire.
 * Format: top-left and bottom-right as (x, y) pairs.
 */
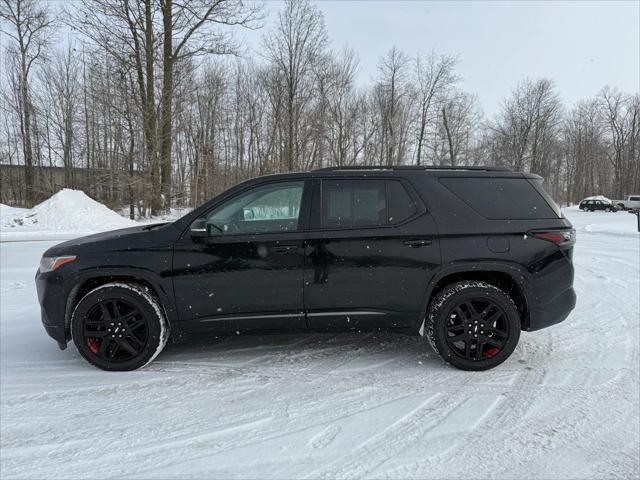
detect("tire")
(426, 281), (521, 371)
(71, 282), (169, 371)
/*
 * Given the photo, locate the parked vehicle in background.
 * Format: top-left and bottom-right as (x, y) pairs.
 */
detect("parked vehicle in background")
(36, 166), (576, 372)
(612, 195), (640, 210)
(578, 197), (620, 212)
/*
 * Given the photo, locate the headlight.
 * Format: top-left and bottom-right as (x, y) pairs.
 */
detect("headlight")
(39, 256), (77, 273)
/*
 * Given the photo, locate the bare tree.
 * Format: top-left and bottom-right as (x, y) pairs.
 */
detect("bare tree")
(264, 0), (327, 171)
(374, 46), (410, 165)
(40, 44), (81, 188)
(322, 48), (363, 167)
(599, 88), (639, 198)
(69, 0), (259, 213)
(158, 0), (260, 210)
(0, 0), (54, 206)
(413, 53), (458, 165)
(489, 79), (562, 177)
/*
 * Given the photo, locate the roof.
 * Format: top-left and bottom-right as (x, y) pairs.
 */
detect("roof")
(314, 165), (511, 173)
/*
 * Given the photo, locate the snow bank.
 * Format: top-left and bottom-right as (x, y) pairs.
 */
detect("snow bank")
(0, 203), (28, 223)
(0, 189), (134, 234)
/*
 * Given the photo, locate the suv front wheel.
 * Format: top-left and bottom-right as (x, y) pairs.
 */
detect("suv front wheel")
(426, 281), (521, 370)
(71, 282), (169, 371)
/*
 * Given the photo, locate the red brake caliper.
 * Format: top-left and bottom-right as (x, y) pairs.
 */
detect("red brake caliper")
(87, 338), (99, 354)
(484, 346), (501, 358)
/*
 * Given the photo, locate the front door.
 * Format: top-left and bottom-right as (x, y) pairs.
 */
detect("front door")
(173, 179), (311, 334)
(304, 177), (441, 331)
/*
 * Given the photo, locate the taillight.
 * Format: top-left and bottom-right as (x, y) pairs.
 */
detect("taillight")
(530, 229), (576, 245)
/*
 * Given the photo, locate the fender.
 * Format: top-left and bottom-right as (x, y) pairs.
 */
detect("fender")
(417, 260), (536, 329)
(64, 266), (185, 341)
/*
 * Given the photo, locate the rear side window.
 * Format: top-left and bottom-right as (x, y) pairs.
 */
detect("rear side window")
(321, 179), (417, 228)
(630, 196), (640, 201)
(439, 177), (560, 220)
(387, 180), (417, 223)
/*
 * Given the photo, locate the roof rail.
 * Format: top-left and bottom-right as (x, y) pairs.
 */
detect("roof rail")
(314, 165), (512, 172)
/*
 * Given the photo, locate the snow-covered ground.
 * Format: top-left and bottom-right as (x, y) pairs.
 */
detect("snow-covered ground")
(0, 207), (638, 479)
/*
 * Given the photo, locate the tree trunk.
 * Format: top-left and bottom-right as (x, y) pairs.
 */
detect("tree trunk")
(442, 106), (456, 166)
(159, 0), (173, 213)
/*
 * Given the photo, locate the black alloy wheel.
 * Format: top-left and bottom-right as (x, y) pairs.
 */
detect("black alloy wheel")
(71, 283), (167, 371)
(443, 298), (510, 362)
(426, 281), (521, 371)
(83, 298), (149, 362)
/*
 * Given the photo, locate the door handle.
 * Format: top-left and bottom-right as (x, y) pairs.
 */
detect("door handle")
(403, 239), (432, 248)
(271, 245), (297, 254)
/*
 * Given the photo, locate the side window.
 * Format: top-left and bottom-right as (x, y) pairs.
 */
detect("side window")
(321, 179), (417, 229)
(439, 177), (560, 220)
(206, 181), (304, 235)
(630, 196), (640, 202)
(322, 179), (386, 228)
(387, 180), (417, 224)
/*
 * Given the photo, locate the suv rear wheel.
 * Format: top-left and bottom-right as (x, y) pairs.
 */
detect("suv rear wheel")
(71, 282), (168, 371)
(426, 281), (521, 370)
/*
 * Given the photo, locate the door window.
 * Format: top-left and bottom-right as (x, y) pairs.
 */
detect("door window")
(206, 181), (304, 235)
(321, 179), (417, 229)
(322, 179), (386, 228)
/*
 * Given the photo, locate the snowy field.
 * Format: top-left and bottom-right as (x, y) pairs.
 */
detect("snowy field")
(1, 204), (639, 479)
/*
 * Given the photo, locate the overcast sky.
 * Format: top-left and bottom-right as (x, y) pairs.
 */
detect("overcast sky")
(241, 0), (639, 117)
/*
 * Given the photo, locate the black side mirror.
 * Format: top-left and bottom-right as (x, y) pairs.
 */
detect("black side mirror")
(190, 218), (209, 238)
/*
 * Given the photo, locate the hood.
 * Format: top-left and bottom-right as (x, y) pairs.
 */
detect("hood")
(43, 223), (179, 257)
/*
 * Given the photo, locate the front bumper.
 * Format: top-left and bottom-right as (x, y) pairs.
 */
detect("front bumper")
(36, 269), (70, 349)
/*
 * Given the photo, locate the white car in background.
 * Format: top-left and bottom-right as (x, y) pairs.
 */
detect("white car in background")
(613, 195), (640, 210)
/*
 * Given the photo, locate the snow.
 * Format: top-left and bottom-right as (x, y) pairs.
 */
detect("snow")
(0, 189), (134, 241)
(581, 194), (613, 202)
(1, 208), (639, 479)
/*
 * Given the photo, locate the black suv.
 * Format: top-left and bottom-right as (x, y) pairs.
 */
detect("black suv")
(36, 166), (576, 371)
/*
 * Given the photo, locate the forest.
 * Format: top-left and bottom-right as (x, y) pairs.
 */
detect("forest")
(1, 0), (638, 215)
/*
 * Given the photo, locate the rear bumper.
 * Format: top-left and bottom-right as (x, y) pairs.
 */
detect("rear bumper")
(527, 286), (576, 331)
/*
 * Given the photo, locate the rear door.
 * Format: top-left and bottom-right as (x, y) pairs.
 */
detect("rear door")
(304, 177), (440, 330)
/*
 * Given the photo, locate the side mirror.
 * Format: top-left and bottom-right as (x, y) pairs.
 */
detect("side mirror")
(190, 218), (209, 238)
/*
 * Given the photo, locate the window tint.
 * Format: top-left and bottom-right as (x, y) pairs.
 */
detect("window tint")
(321, 179), (417, 229)
(206, 181), (304, 235)
(322, 179), (386, 228)
(439, 177), (560, 220)
(387, 180), (417, 223)
(630, 196), (640, 201)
